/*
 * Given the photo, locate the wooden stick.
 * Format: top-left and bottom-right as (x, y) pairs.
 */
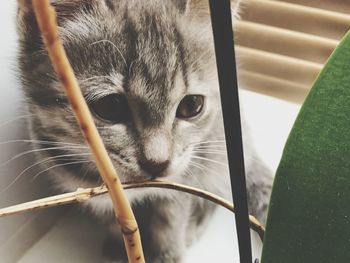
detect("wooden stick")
(31, 1), (145, 262)
(0, 180), (265, 241)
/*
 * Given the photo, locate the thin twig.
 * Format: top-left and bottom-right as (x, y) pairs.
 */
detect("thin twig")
(0, 180), (265, 241)
(31, 1), (144, 262)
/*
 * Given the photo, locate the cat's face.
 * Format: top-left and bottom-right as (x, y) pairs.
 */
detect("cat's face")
(17, 0), (239, 195)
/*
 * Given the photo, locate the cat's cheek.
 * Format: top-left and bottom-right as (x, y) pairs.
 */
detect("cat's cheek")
(167, 150), (192, 180)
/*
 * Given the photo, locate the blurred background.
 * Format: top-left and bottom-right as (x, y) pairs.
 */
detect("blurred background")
(2, 0), (348, 262)
(236, 0), (350, 103)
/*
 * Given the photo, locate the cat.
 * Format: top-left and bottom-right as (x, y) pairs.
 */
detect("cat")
(17, 0), (272, 262)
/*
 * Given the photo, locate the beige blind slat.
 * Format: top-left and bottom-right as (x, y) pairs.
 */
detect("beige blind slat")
(236, 46), (322, 85)
(236, 0), (350, 104)
(240, 0), (350, 40)
(238, 70), (309, 104)
(278, 0), (350, 15)
(235, 21), (338, 64)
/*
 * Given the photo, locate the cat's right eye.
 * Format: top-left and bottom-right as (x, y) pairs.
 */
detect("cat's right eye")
(176, 95), (205, 119)
(89, 94), (131, 124)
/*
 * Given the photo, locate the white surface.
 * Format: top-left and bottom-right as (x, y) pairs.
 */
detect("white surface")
(0, 1), (301, 263)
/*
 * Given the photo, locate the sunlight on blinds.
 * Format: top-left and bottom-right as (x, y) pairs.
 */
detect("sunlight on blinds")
(235, 0), (350, 103)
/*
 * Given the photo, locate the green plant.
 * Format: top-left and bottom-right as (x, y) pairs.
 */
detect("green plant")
(261, 31), (350, 263)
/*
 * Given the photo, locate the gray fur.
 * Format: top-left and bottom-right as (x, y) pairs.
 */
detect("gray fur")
(17, 0), (272, 262)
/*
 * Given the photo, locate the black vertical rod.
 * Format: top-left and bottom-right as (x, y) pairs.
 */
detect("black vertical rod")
(208, 1), (253, 262)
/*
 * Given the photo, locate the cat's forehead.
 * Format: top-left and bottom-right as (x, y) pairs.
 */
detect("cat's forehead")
(61, 4), (193, 96)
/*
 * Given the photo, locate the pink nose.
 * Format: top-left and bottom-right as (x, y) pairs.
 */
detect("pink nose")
(139, 160), (170, 177)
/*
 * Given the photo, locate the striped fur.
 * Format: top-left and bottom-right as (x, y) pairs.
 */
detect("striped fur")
(17, 1), (272, 262)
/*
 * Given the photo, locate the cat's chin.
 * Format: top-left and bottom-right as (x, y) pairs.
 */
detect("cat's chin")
(84, 186), (178, 217)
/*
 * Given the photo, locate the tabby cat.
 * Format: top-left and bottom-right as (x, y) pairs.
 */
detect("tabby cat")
(17, 0), (272, 262)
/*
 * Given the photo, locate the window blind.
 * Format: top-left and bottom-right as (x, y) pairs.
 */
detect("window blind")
(234, 0), (350, 104)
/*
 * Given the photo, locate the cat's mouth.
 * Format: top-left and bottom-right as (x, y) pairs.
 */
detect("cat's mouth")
(66, 165), (154, 186)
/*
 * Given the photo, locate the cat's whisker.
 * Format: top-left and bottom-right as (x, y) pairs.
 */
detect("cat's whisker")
(189, 140), (226, 147)
(186, 167), (194, 177)
(192, 150), (227, 155)
(81, 164), (93, 182)
(32, 160), (91, 181)
(0, 145), (90, 168)
(0, 153), (92, 194)
(191, 155), (229, 167)
(0, 139), (87, 147)
(193, 148), (227, 153)
(188, 160), (224, 177)
(89, 40), (127, 67)
(187, 162), (209, 190)
(0, 114), (35, 128)
(22, 153), (91, 175)
(194, 143), (227, 147)
(193, 143), (227, 147)
(193, 145), (227, 150)
(193, 147), (227, 151)
(188, 161), (207, 176)
(183, 167), (193, 178)
(183, 169), (189, 178)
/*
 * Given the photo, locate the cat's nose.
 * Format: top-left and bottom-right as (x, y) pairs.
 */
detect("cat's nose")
(139, 159), (170, 177)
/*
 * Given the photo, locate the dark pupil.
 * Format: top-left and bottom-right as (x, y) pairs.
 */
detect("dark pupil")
(90, 94), (130, 123)
(176, 95), (204, 119)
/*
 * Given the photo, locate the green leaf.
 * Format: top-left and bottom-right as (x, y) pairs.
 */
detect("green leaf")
(261, 31), (350, 263)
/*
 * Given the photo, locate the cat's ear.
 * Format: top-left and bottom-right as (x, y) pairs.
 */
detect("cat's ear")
(17, 0), (39, 43)
(16, 0), (96, 42)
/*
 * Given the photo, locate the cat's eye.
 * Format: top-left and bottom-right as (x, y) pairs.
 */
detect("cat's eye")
(90, 94), (131, 123)
(176, 95), (204, 119)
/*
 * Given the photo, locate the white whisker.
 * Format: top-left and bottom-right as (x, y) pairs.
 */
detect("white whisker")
(189, 140), (226, 147)
(81, 164), (94, 182)
(194, 145), (227, 149)
(32, 160), (91, 181)
(0, 153), (91, 194)
(0, 145), (90, 168)
(189, 160), (223, 177)
(191, 155), (229, 167)
(187, 162), (209, 190)
(0, 139), (87, 147)
(192, 150), (227, 155)
(0, 114), (34, 128)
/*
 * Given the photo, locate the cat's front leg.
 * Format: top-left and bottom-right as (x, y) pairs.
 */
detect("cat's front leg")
(103, 236), (184, 263)
(245, 157), (273, 223)
(137, 197), (191, 263)
(103, 196), (191, 263)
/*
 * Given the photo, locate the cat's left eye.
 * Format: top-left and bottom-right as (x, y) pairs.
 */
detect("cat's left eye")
(176, 95), (205, 119)
(89, 94), (131, 124)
